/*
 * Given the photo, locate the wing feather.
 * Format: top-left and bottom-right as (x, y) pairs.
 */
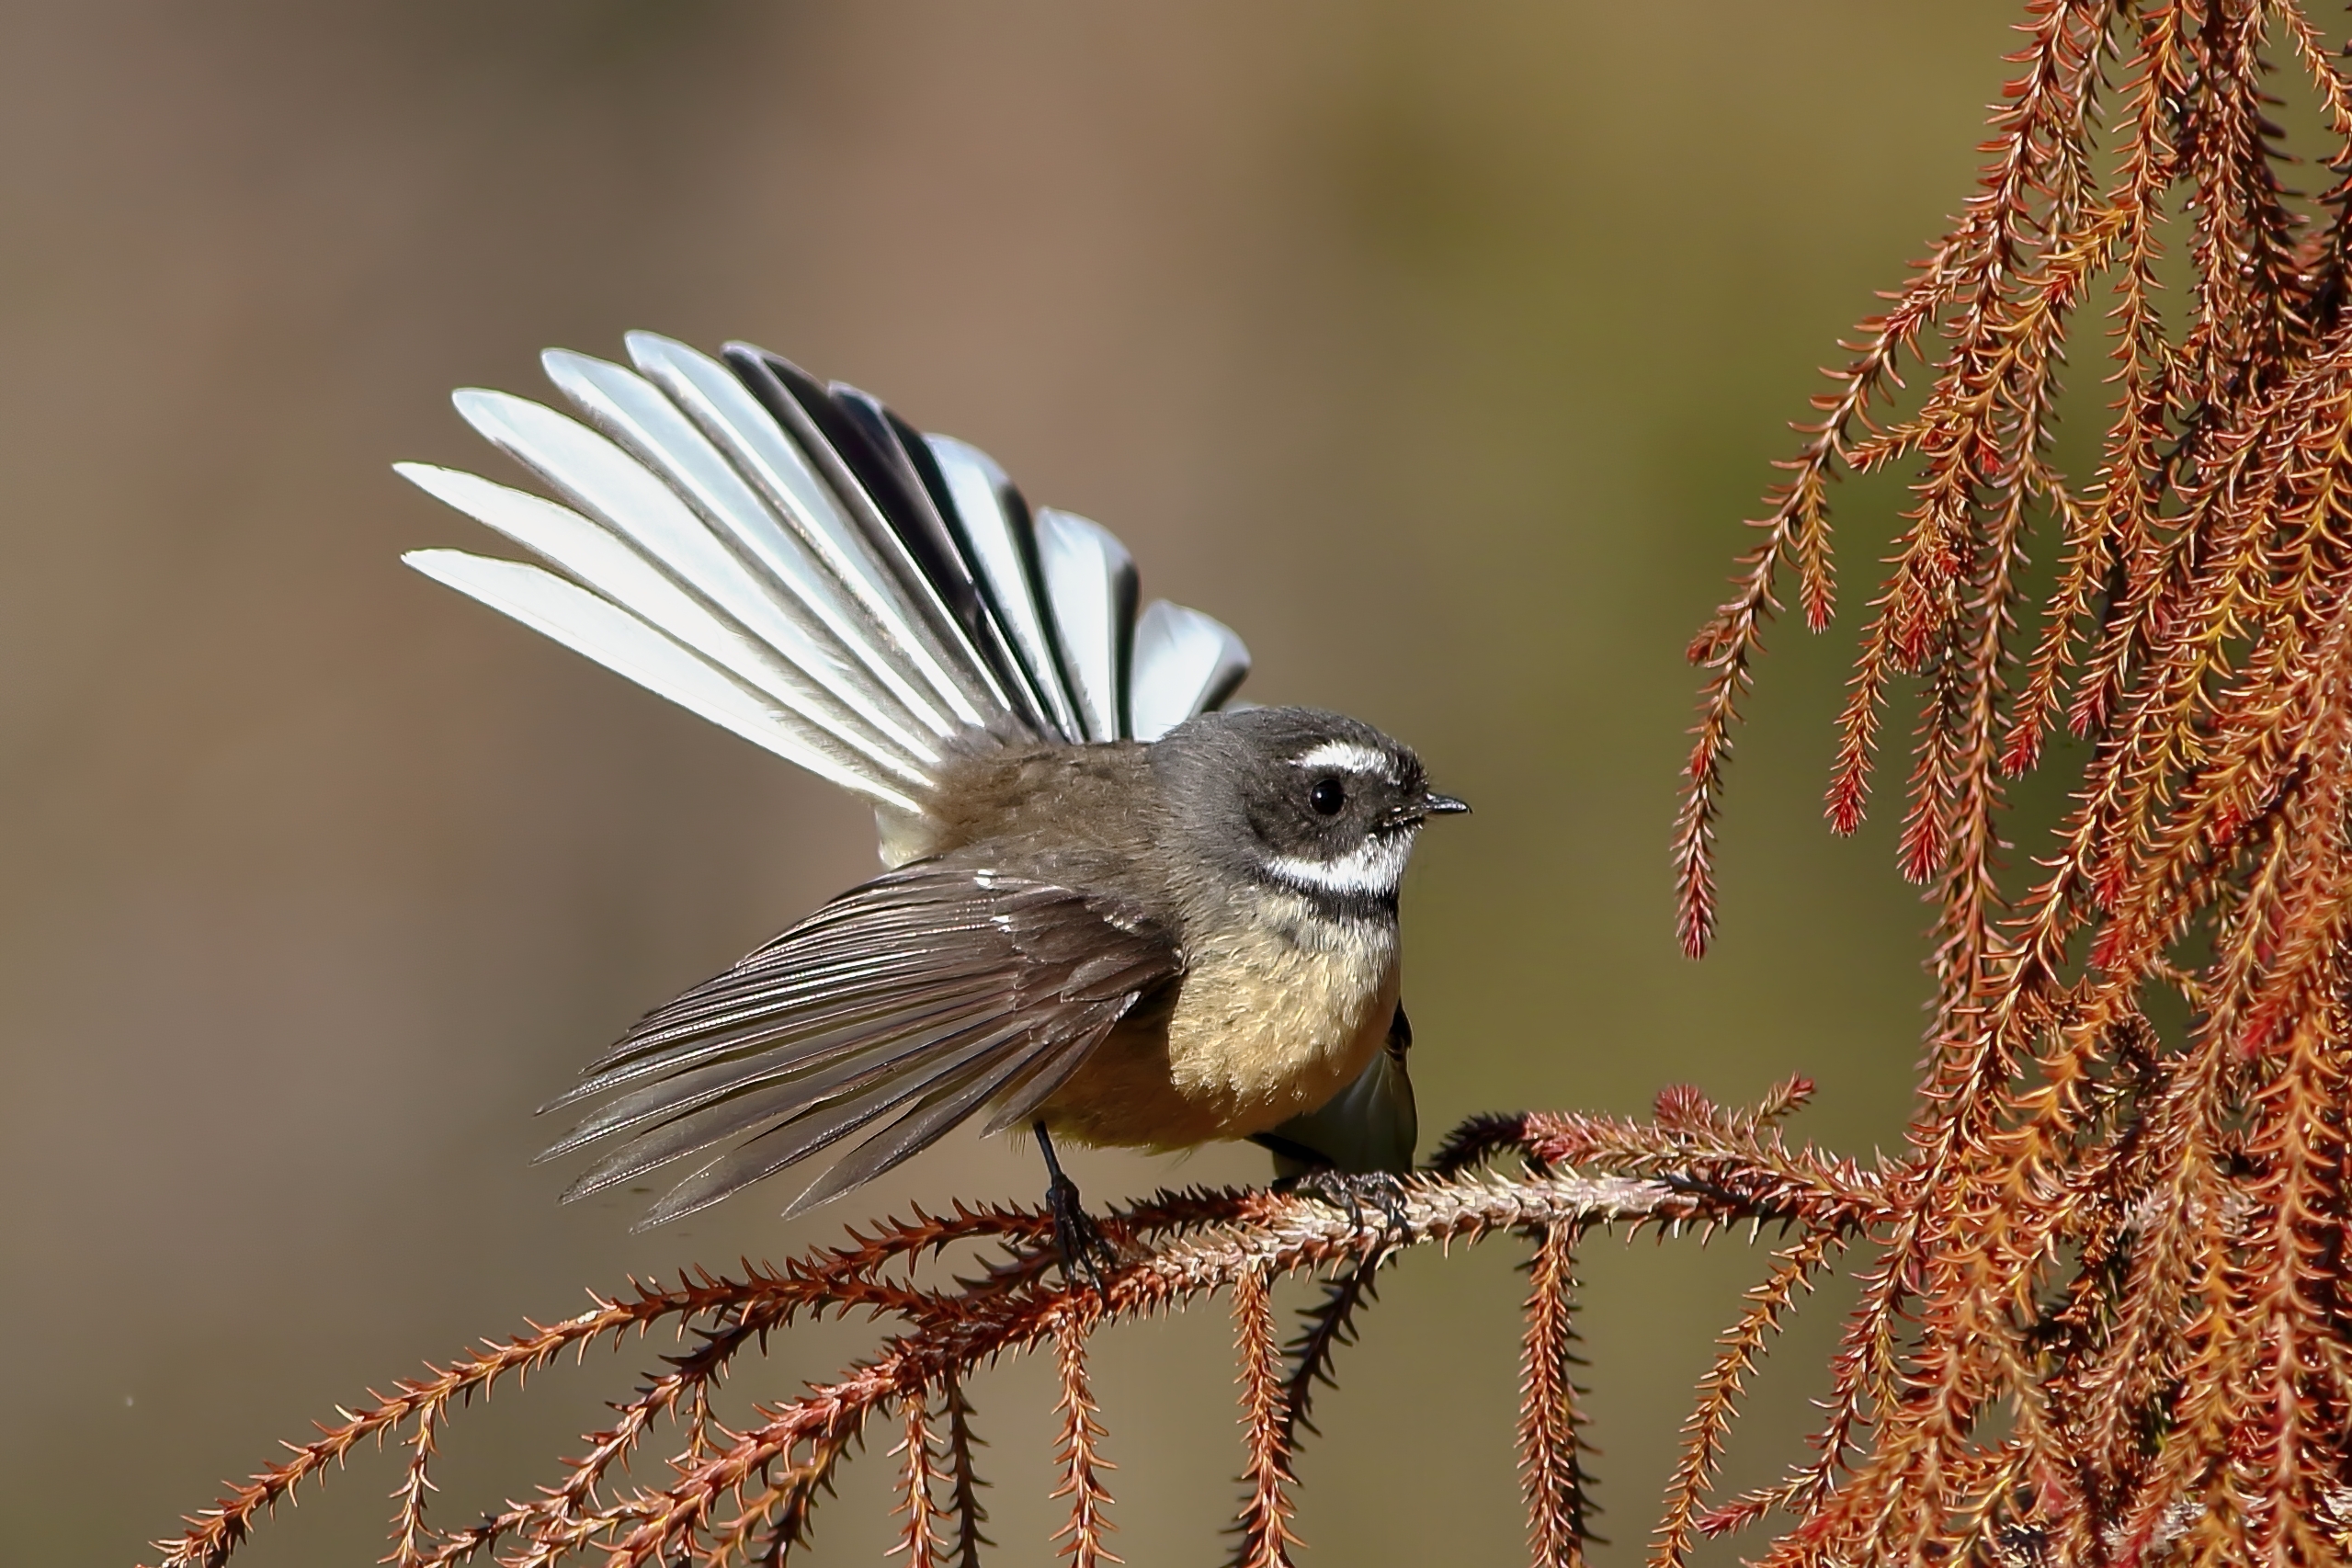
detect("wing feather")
(640, 1022), (1033, 1226)
(561, 1013), (1021, 1204)
(780, 1039), (1048, 1216)
(541, 862), (1178, 1222)
(542, 985), (1001, 1150)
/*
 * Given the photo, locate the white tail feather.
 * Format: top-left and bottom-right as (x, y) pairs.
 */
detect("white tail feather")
(402, 550), (921, 812)
(399, 335), (1252, 818)
(452, 392), (858, 696)
(1130, 600), (1251, 743)
(925, 435), (1085, 743)
(1033, 508), (1136, 744)
(626, 335), (996, 732)
(538, 351), (945, 765)
(394, 464), (930, 790)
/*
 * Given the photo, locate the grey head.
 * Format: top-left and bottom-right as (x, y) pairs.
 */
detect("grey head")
(1151, 706), (1468, 915)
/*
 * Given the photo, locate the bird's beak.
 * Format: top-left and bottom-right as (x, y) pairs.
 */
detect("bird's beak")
(1381, 790), (1471, 830)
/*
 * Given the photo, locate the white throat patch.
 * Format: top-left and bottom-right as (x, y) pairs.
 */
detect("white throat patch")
(1264, 830), (1415, 901)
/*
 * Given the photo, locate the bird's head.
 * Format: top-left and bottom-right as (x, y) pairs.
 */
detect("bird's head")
(1153, 706), (1467, 912)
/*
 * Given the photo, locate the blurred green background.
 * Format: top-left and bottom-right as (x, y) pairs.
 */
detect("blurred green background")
(0, 3), (2021, 1562)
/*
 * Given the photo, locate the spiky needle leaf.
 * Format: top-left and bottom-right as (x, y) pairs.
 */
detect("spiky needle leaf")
(1229, 1267), (1301, 1568)
(1520, 1222), (1595, 1568)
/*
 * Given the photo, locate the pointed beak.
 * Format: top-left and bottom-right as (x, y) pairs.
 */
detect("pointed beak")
(1381, 790), (1471, 831)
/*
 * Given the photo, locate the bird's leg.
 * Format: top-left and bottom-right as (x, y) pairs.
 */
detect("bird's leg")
(1286, 1167), (1412, 1255)
(1034, 1121), (1117, 1300)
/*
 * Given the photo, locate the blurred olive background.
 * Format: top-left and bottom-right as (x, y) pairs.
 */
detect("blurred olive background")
(0, 3), (2022, 1562)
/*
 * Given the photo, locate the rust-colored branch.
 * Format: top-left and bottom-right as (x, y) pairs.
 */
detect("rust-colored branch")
(152, 1150), (1823, 1568)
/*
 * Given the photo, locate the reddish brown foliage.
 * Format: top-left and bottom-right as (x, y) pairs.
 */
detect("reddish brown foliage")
(1668, 0), (2352, 1558)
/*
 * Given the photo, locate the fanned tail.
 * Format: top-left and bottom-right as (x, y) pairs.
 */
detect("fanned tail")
(399, 333), (1252, 835)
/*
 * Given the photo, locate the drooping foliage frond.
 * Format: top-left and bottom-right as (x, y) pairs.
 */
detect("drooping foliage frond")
(1672, 0), (2352, 1556)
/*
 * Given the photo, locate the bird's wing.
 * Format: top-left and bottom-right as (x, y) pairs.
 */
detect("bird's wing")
(539, 861), (1179, 1226)
(398, 335), (1253, 821)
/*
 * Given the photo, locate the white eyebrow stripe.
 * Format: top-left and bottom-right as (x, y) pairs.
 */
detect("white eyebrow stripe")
(1263, 833), (1415, 899)
(1295, 741), (1393, 778)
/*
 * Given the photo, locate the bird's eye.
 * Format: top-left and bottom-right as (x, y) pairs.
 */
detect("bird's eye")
(1309, 777), (1346, 816)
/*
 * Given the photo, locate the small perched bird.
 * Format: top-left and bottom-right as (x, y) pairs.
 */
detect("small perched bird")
(398, 334), (1465, 1268)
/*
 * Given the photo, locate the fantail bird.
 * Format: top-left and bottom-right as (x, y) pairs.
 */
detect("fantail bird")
(396, 334), (1466, 1263)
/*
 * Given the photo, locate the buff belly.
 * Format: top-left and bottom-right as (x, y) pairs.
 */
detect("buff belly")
(1036, 907), (1400, 1152)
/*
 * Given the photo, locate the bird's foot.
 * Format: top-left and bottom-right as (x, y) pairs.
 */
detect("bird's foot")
(1044, 1170), (1119, 1301)
(1033, 1121), (1117, 1301)
(1287, 1168), (1412, 1253)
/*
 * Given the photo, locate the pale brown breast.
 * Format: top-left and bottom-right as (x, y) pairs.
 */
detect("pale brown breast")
(1036, 891), (1399, 1152)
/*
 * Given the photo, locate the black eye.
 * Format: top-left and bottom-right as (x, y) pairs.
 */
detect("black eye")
(1309, 777), (1346, 816)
